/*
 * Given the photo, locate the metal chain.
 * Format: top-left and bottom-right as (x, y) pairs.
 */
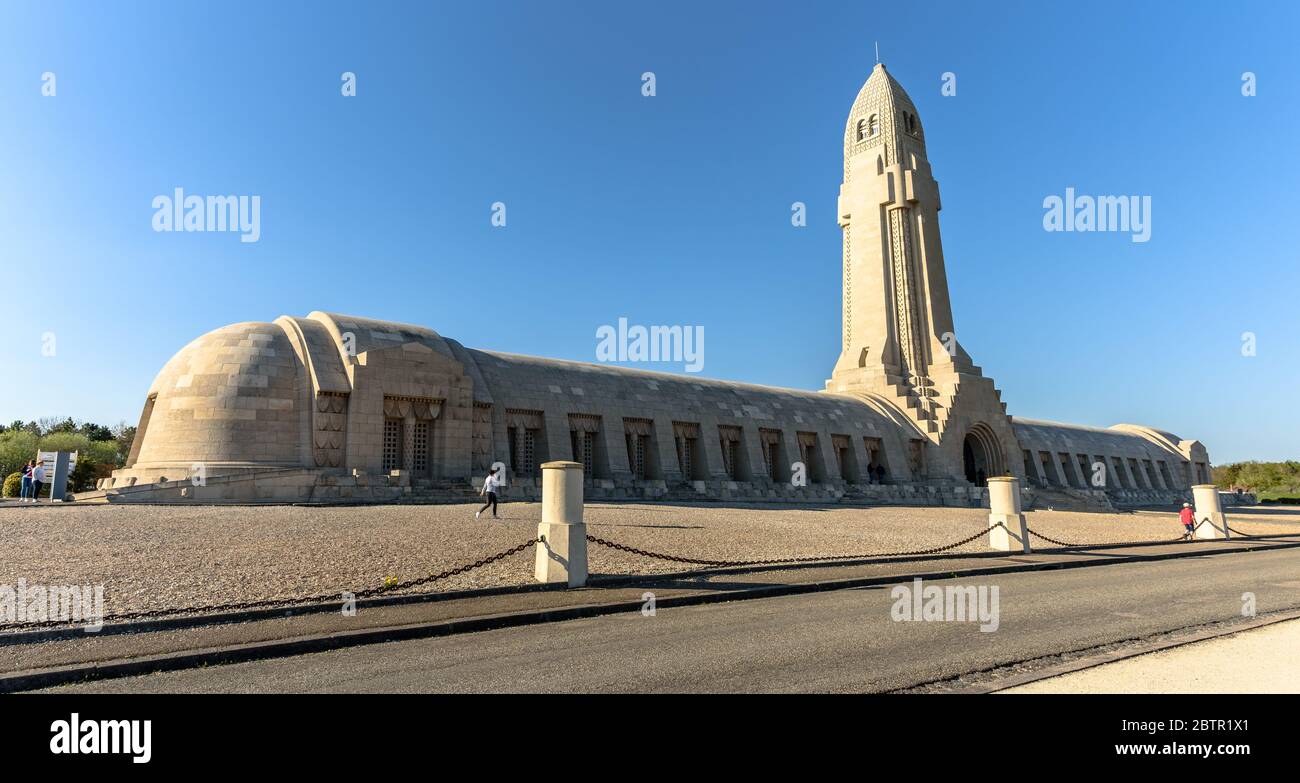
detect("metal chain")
(1023, 527), (1085, 547)
(1026, 518), (1227, 549)
(6, 512), (1280, 633)
(585, 525), (992, 568)
(354, 538), (539, 596)
(0, 537), (540, 633)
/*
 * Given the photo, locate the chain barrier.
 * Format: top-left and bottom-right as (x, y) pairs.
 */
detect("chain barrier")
(0, 537), (540, 633)
(5, 511), (1284, 634)
(585, 525), (994, 569)
(1027, 522), (1193, 548)
(354, 537), (539, 596)
(1025, 517), (1278, 548)
(1220, 516), (1277, 539)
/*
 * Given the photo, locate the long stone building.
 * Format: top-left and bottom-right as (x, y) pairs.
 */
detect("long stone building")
(106, 64), (1210, 508)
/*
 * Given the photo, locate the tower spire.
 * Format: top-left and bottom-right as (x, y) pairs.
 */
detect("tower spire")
(827, 64), (960, 433)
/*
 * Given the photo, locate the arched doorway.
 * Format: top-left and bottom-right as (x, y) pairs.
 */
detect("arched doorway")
(962, 423), (1004, 485)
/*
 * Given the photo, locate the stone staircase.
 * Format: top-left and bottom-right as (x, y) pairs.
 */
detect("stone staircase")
(660, 482), (711, 502)
(841, 481), (990, 508)
(398, 479), (482, 504)
(1027, 486), (1115, 513)
(877, 377), (960, 436)
(883, 370), (1011, 441)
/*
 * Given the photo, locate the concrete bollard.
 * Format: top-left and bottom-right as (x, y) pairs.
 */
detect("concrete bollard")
(1192, 484), (1229, 540)
(535, 461), (588, 587)
(987, 476), (1030, 553)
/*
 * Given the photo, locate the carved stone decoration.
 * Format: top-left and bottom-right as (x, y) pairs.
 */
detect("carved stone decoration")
(568, 413), (601, 433)
(623, 418), (652, 437)
(507, 409), (543, 430)
(472, 403), (493, 472)
(314, 391), (349, 469)
(384, 395), (442, 420)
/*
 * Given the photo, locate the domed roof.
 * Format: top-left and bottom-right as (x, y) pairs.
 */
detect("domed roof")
(133, 321), (307, 469)
(844, 63), (926, 173)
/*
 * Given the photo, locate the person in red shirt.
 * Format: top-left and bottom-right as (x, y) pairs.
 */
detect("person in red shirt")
(1179, 502), (1196, 540)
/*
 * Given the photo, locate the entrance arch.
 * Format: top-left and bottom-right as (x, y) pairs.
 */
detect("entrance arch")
(962, 423), (1004, 485)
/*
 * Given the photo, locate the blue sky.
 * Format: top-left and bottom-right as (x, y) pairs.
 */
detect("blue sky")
(1, 0), (1296, 463)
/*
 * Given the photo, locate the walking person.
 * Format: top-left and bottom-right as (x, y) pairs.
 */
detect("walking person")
(31, 460), (46, 504)
(475, 466), (503, 519)
(1179, 502), (1196, 540)
(19, 460), (34, 502)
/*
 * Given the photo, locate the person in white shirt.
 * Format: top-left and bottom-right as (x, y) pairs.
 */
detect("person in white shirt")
(31, 461), (47, 503)
(475, 467), (503, 519)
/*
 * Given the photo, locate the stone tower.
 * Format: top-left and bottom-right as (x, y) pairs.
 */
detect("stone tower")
(826, 63), (1023, 484)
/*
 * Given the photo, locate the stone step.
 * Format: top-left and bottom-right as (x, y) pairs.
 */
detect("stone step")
(1028, 486), (1115, 512)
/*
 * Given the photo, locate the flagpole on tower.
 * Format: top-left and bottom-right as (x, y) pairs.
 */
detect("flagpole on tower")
(875, 41), (880, 64)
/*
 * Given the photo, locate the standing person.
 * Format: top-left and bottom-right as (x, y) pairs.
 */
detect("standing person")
(1178, 502), (1196, 540)
(31, 460), (46, 504)
(19, 460), (34, 502)
(475, 466), (503, 520)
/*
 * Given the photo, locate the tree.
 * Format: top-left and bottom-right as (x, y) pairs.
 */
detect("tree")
(0, 415), (142, 490)
(1215, 460), (1300, 499)
(79, 422), (114, 441)
(0, 430), (39, 479)
(112, 421), (137, 467)
(40, 416), (76, 434)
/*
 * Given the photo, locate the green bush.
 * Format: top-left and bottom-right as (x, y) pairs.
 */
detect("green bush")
(0, 431), (125, 492)
(1215, 460), (1300, 497)
(3, 472), (21, 498)
(0, 430), (38, 480)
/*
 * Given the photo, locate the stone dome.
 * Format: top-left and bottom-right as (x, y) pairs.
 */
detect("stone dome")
(131, 321), (307, 470)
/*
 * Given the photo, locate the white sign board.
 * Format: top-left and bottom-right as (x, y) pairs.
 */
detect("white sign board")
(37, 451), (77, 470)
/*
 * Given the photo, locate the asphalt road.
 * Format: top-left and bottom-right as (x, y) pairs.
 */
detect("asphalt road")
(46, 547), (1300, 693)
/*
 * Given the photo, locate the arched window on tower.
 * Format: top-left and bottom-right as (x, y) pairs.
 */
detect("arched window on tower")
(855, 115), (879, 142)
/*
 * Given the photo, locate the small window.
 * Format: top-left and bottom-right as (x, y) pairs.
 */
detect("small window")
(855, 115), (879, 142)
(382, 418), (403, 473)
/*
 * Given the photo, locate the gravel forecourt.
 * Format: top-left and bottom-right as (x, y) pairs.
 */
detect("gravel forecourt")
(1, 500), (1295, 618)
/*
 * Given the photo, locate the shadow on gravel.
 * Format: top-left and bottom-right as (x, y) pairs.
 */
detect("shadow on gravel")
(587, 523), (706, 530)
